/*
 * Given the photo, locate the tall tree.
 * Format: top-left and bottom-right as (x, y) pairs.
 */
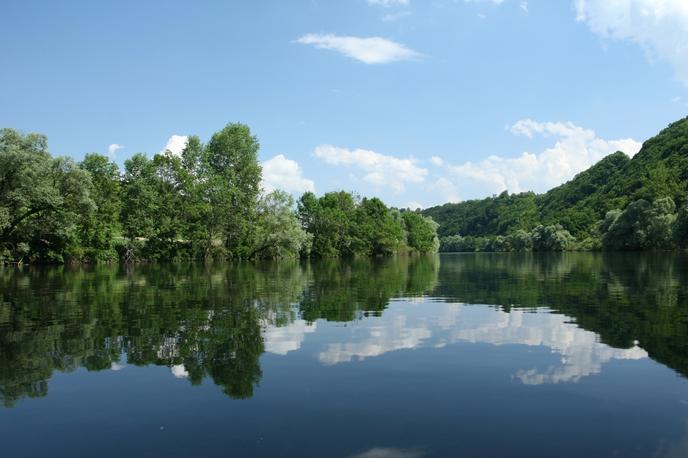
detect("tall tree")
(203, 123), (262, 258)
(0, 128), (93, 262)
(79, 153), (122, 261)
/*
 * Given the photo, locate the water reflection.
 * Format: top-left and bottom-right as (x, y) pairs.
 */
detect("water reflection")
(314, 302), (647, 384)
(1, 252), (687, 408)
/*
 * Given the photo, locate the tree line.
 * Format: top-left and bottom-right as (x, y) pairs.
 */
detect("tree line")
(0, 125), (439, 264)
(428, 117), (688, 252)
(439, 196), (688, 252)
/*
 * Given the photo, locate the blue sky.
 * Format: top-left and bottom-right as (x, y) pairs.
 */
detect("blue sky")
(2, 0), (687, 208)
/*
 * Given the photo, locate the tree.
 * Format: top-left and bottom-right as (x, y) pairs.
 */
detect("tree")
(675, 204), (688, 247)
(403, 211), (439, 252)
(251, 190), (311, 259)
(203, 123), (262, 258)
(531, 225), (575, 251)
(121, 153), (158, 241)
(0, 128), (94, 262)
(353, 197), (405, 256)
(79, 154), (122, 261)
(646, 197), (676, 249)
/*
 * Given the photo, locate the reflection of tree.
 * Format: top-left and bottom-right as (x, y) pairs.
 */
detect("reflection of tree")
(299, 255), (439, 322)
(0, 255), (440, 406)
(435, 252), (688, 378)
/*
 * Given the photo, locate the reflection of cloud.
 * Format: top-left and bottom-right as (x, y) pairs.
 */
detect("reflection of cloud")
(263, 319), (317, 355)
(447, 308), (647, 384)
(349, 447), (425, 458)
(315, 302), (648, 384)
(110, 362), (126, 371)
(170, 364), (189, 379)
(319, 313), (431, 365)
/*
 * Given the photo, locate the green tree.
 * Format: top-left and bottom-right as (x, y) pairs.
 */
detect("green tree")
(531, 225), (575, 251)
(79, 154), (122, 261)
(251, 190), (312, 259)
(203, 123), (262, 258)
(353, 197), (405, 256)
(0, 128), (94, 263)
(403, 211), (440, 252)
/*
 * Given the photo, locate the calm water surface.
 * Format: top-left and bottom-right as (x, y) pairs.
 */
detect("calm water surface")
(1, 253), (688, 457)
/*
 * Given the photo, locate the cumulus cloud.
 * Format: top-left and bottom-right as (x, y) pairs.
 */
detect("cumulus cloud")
(430, 177), (460, 203)
(407, 201), (423, 210)
(296, 34), (419, 64)
(448, 119), (641, 195)
(369, 0), (409, 5)
(574, 0), (688, 85)
(107, 143), (124, 158)
(313, 144), (428, 193)
(261, 154), (315, 194)
(430, 155), (444, 166)
(161, 135), (189, 156)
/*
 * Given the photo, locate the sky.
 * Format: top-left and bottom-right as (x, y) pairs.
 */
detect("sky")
(1, 0), (687, 209)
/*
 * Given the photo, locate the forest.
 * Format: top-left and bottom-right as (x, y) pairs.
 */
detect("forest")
(0, 125), (439, 264)
(424, 116), (688, 252)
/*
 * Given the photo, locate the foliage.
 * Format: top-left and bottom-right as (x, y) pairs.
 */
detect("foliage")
(0, 128), (94, 263)
(402, 210), (440, 252)
(426, 117), (688, 250)
(600, 197), (678, 250)
(1, 125), (438, 264)
(251, 190), (312, 259)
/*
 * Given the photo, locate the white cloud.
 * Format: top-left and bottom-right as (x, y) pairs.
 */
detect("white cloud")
(407, 201), (423, 210)
(520, 1), (528, 13)
(430, 177), (460, 203)
(368, 0), (409, 6)
(161, 135), (188, 156)
(448, 119), (641, 195)
(296, 34), (419, 64)
(430, 155), (444, 166)
(107, 143), (124, 158)
(575, 0), (688, 85)
(313, 144), (428, 193)
(261, 154), (315, 194)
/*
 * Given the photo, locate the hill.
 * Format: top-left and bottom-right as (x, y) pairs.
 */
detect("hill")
(424, 116), (688, 241)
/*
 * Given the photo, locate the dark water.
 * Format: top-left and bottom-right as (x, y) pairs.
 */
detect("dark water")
(1, 253), (688, 458)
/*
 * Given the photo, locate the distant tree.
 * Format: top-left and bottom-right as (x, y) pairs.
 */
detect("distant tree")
(531, 225), (575, 251)
(675, 204), (688, 247)
(646, 197), (677, 249)
(506, 230), (533, 252)
(402, 211), (439, 253)
(353, 197), (405, 256)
